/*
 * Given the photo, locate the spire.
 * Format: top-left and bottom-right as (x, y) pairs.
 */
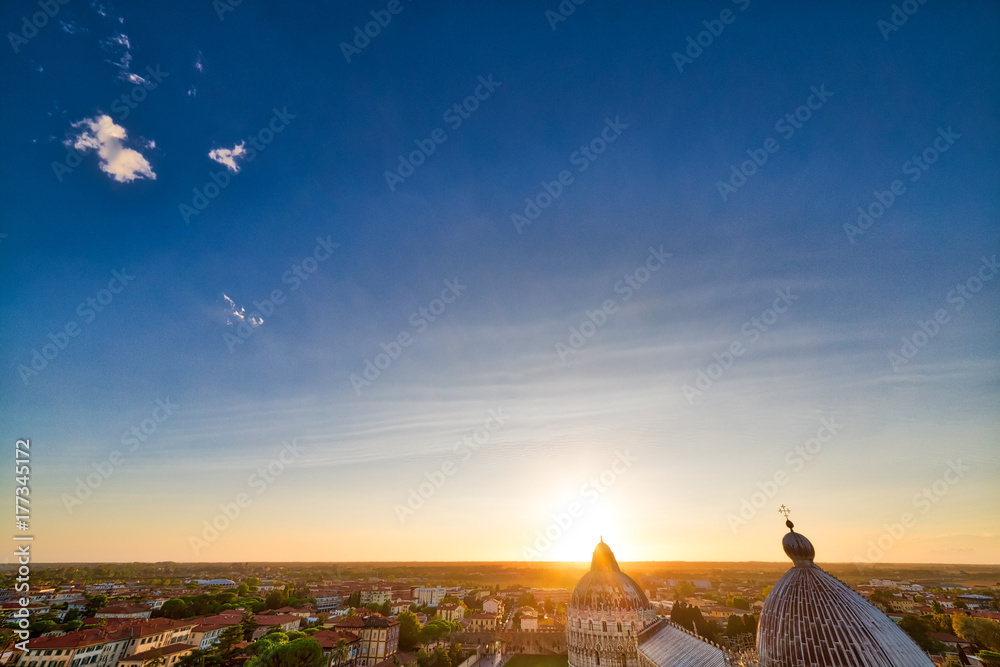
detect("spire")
(779, 507), (815, 567)
(591, 540), (621, 572)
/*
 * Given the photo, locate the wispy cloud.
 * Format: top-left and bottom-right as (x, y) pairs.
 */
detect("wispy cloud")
(194, 50), (204, 72)
(60, 20), (87, 34)
(223, 294), (263, 328)
(66, 115), (156, 183)
(209, 143), (247, 173)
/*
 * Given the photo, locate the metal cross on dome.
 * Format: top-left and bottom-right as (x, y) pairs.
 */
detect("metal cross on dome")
(778, 505), (791, 520)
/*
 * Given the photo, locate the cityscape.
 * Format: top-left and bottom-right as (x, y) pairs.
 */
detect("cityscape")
(2, 1), (999, 666)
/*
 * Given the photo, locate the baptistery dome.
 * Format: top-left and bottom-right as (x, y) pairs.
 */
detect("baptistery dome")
(757, 519), (934, 667)
(567, 540), (657, 667)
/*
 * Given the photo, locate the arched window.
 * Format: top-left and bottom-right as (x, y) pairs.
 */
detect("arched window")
(589, 621), (593, 631)
(617, 622), (622, 634)
(620, 655), (627, 667)
(602, 621), (607, 633)
(595, 654), (600, 666)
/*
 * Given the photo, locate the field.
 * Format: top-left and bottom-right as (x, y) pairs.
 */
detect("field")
(504, 655), (569, 667)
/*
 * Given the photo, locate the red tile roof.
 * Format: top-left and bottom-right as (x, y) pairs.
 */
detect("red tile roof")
(120, 643), (197, 662)
(253, 615), (301, 626)
(310, 629), (360, 649)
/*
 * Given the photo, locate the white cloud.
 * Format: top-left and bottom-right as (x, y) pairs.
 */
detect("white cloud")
(187, 86), (197, 97)
(66, 115), (156, 183)
(208, 143), (247, 173)
(194, 50), (204, 72)
(223, 294), (263, 328)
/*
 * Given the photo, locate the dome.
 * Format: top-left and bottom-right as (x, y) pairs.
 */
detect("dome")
(571, 540), (651, 611)
(758, 521), (934, 667)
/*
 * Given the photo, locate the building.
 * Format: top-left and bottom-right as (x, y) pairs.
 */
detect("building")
(436, 603), (464, 622)
(413, 588), (447, 607)
(251, 614), (301, 640)
(95, 604), (153, 619)
(18, 618), (198, 667)
(330, 615), (399, 667)
(481, 598), (503, 615)
(756, 517), (935, 666)
(390, 600), (413, 616)
(360, 589), (394, 606)
(467, 614), (499, 632)
(519, 607), (539, 631)
(311, 629), (361, 667)
(528, 589), (572, 606)
(117, 643), (196, 667)
(566, 540), (701, 667)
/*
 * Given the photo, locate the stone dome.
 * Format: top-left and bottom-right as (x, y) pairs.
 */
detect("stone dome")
(757, 521), (935, 666)
(571, 540), (651, 611)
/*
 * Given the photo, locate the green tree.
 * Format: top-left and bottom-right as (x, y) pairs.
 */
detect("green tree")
(674, 581), (696, 599)
(932, 601), (944, 614)
(237, 583), (251, 597)
(725, 596), (750, 611)
(286, 631), (306, 641)
(62, 620), (84, 632)
(331, 639), (351, 667)
(346, 592), (361, 608)
(954, 614), (1000, 651)
(724, 615), (745, 637)
(63, 608), (81, 623)
(29, 620), (57, 636)
(398, 611), (421, 651)
(85, 594), (109, 616)
(246, 638), (325, 667)
(160, 598), (189, 619)
(898, 615), (933, 652)
(241, 610), (259, 641)
(216, 625), (244, 653)
(266, 590), (288, 610)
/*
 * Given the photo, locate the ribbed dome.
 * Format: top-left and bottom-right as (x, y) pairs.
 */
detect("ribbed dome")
(758, 523), (934, 667)
(571, 540), (651, 610)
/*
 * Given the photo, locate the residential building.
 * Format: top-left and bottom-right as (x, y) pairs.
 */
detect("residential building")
(467, 614), (499, 632)
(481, 598), (503, 615)
(311, 629), (360, 667)
(95, 605), (152, 620)
(413, 588), (447, 607)
(330, 615), (399, 667)
(250, 615), (301, 640)
(117, 643), (196, 667)
(436, 604), (464, 622)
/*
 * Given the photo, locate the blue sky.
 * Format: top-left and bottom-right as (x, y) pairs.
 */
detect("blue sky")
(1, 0), (998, 564)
